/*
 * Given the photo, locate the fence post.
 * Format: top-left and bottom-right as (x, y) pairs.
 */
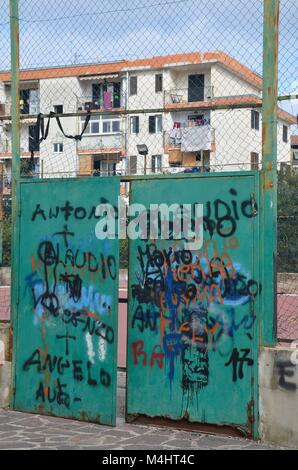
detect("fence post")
(0, 162), (3, 266)
(9, 0), (20, 403)
(261, 0), (279, 345)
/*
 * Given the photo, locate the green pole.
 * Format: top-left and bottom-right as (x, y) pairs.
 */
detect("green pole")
(261, 0), (279, 345)
(9, 0), (20, 405)
(0, 162), (3, 266)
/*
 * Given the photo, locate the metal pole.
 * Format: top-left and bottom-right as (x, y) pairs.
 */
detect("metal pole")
(261, 0), (279, 345)
(278, 94), (298, 101)
(0, 162), (3, 266)
(9, 0), (20, 408)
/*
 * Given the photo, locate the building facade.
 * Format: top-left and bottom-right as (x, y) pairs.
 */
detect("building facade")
(0, 51), (295, 188)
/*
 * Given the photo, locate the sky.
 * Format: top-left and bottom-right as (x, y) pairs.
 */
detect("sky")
(0, 0), (297, 118)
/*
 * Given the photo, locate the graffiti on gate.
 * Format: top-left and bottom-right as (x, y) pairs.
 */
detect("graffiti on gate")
(21, 200), (117, 410)
(130, 189), (259, 398)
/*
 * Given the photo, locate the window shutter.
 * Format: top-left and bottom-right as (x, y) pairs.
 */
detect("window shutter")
(256, 112), (259, 130)
(155, 74), (163, 92)
(130, 76), (137, 95)
(283, 125), (288, 143)
(149, 116), (155, 133)
(251, 110), (254, 129)
(135, 116), (139, 134)
(151, 156), (155, 173)
(130, 155), (137, 174)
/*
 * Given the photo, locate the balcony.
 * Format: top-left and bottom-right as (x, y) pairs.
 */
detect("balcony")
(165, 124), (215, 150)
(78, 132), (125, 155)
(164, 86), (214, 109)
(164, 124), (215, 166)
(77, 92), (126, 113)
(0, 96), (40, 118)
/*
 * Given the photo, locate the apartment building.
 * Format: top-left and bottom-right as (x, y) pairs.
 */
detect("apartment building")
(0, 51), (295, 187)
(291, 135), (298, 171)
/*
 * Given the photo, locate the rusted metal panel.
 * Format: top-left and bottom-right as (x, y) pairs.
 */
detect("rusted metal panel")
(12, 177), (120, 425)
(127, 172), (260, 437)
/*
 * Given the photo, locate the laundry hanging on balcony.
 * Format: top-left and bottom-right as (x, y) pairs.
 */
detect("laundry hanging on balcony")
(169, 126), (182, 145)
(181, 125), (212, 152)
(103, 91), (112, 109)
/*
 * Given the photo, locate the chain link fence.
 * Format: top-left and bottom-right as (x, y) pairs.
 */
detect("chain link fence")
(0, 0), (297, 340)
(276, 0), (298, 342)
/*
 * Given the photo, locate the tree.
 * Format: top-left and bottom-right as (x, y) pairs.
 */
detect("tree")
(1, 214), (11, 266)
(277, 167), (298, 273)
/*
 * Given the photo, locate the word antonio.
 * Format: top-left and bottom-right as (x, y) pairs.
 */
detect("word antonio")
(30, 197), (204, 249)
(30, 189), (258, 246)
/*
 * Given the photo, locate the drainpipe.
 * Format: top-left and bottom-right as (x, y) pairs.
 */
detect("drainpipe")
(125, 71), (129, 176)
(261, 0), (279, 345)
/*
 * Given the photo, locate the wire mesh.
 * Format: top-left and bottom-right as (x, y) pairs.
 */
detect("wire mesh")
(0, 0), (297, 340)
(276, 0), (298, 342)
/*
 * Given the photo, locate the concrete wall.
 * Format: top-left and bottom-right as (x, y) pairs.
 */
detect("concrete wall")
(0, 323), (11, 408)
(259, 346), (298, 448)
(211, 64), (261, 98)
(211, 108), (291, 170)
(126, 69), (165, 111)
(39, 77), (80, 177)
(0, 267), (11, 286)
(0, 362), (10, 408)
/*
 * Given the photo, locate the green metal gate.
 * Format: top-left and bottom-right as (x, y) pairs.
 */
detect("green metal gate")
(127, 172), (260, 437)
(12, 177), (120, 425)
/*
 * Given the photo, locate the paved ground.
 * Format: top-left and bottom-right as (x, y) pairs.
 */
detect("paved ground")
(0, 409), (285, 450)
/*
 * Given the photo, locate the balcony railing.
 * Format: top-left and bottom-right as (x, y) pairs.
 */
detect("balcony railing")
(78, 132), (125, 152)
(77, 92), (126, 112)
(164, 86), (214, 106)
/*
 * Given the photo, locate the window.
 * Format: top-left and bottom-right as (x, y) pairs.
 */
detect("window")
(53, 105), (63, 114)
(155, 74), (163, 93)
(293, 150), (298, 162)
(20, 89), (39, 114)
(149, 115), (162, 133)
(251, 110), (260, 130)
(20, 89), (30, 114)
(80, 115), (121, 135)
(129, 155), (137, 175)
(250, 152), (259, 170)
(53, 143), (63, 153)
(91, 121), (100, 134)
(152, 155), (162, 173)
(29, 125), (39, 153)
(283, 125), (288, 143)
(130, 116), (139, 134)
(94, 159), (116, 176)
(92, 84), (101, 105)
(130, 76), (137, 96)
(169, 162), (182, 167)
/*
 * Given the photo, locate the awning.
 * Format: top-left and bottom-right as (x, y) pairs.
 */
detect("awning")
(79, 74), (120, 81)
